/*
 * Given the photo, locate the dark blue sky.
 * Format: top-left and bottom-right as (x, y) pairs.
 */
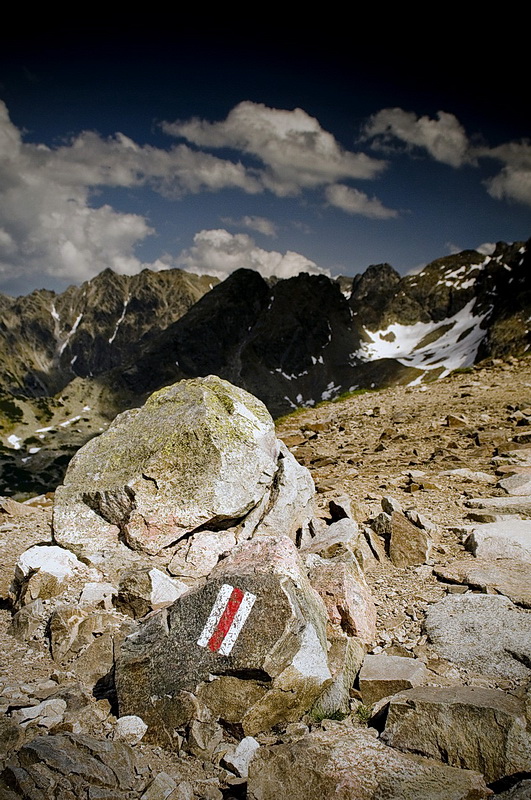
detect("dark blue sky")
(1, 22), (529, 295)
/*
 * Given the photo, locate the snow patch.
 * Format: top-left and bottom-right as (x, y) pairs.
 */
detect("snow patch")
(7, 434), (21, 450)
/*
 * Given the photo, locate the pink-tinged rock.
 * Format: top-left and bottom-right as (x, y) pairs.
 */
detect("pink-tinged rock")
(247, 725), (491, 800)
(308, 557), (376, 646)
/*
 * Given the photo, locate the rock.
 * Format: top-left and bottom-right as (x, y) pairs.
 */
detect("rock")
(424, 594), (531, 678)
(140, 772), (178, 800)
(49, 605), (134, 685)
(0, 717), (24, 763)
(0, 732), (142, 798)
(404, 508), (437, 533)
(465, 520), (531, 564)
(380, 685), (531, 784)
(496, 779), (531, 799)
(11, 698), (67, 730)
(53, 376), (280, 560)
(12, 544), (92, 605)
(251, 442), (315, 544)
(446, 414), (469, 428)
(302, 517), (359, 558)
(381, 495), (402, 515)
(116, 567), (190, 618)
(498, 473), (531, 495)
(388, 512), (432, 567)
(247, 725), (490, 800)
(222, 736), (260, 778)
(9, 599), (46, 640)
(308, 557), (376, 646)
(358, 654), (427, 705)
(186, 720), (224, 761)
(168, 531), (237, 581)
(79, 581), (117, 610)
(116, 536), (332, 743)
(113, 714), (148, 745)
(434, 559), (531, 607)
(465, 496), (531, 515)
(310, 632), (365, 718)
(441, 469), (496, 484)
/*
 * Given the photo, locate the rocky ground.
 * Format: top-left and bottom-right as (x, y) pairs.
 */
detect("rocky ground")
(1, 357), (530, 799)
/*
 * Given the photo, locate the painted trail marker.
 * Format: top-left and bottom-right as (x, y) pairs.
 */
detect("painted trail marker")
(197, 583), (256, 655)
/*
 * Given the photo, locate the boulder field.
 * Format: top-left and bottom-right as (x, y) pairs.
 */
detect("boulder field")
(1, 362), (531, 798)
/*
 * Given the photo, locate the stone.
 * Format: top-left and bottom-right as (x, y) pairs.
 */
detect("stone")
(116, 567), (190, 618)
(247, 725), (490, 800)
(465, 520), (531, 564)
(310, 632), (365, 718)
(186, 720), (224, 761)
(434, 559), (531, 607)
(388, 512), (432, 567)
(0, 732), (142, 798)
(302, 517), (359, 558)
(79, 581), (117, 610)
(441, 469), (496, 484)
(168, 531), (237, 581)
(499, 473), (531, 495)
(381, 495), (402, 515)
(446, 414), (469, 428)
(113, 714), (148, 744)
(466, 496), (531, 515)
(53, 376), (280, 560)
(49, 605), (134, 685)
(11, 698), (67, 730)
(12, 544), (91, 605)
(222, 736), (260, 777)
(140, 772), (177, 800)
(425, 594), (531, 678)
(496, 779), (531, 799)
(9, 599), (46, 640)
(380, 685), (531, 783)
(404, 508), (437, 533)
(308, 557), (376, 646)
(116, 536), (332, 743)
(358, 654), (427, 705)
(0, 717), (24, 763)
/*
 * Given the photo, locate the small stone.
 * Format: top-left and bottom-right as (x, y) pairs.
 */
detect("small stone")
(222, 736), (260, 777)
(113, 714), (148, 744)
(140, 771), (177, 800)
(359, 654), (427, 705)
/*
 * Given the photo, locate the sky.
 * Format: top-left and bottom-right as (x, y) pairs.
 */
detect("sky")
(1, 22), (529, 297)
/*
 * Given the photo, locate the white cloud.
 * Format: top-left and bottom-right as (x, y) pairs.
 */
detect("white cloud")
(163, 101), (387, 196)
(222, 215), (278, 237)
(476, 242), (496, 255)
(363, 108), (470, 168)
(325, 184), (398, 219)
(0, 100), (266, 288)
(175, 229), (328, 280)
(480, 140), (531, 206)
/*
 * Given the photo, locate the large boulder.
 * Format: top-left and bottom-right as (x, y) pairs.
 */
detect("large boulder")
(247, 725), (491, 800)
(116, 536), (332, 743)
(424, 594), (531, 678)
(53, 376), (313, 569)
(380, 686), (531, 784)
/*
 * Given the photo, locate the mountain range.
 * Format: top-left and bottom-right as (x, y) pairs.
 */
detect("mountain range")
(1, 239), (529, 495)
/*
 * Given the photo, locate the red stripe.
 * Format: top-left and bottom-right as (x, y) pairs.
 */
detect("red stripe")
(207, 586), (245, 652)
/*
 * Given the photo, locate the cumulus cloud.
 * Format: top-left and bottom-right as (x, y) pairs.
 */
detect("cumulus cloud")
(363, 106), (531, 207)
(222, 215), (278, 237)
(363, 108), (470, 168)
(175, 229), (328, 280)
(163, 101), (387, 196)
(325, 184), (398, 219)
(0, 100), (261, 288)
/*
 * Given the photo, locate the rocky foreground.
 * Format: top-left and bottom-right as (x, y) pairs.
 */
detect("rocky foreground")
(0, 360), (530, 799)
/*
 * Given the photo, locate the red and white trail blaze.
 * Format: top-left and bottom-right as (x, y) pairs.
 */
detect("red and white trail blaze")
(197, 583), (256, 656)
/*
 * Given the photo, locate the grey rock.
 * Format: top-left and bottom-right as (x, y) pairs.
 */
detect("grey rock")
(222, 736), (260, 777)
(53, 376), (280, 561)
(0, 732), (142, 798)
(302, 517), (359, 558)
(247, 725), (490, 800)
(11, 698), (67, 730)
(116, 567), (189, 618)
(465, 520), (531, 564)
(388, 512), (432, 567)
(116, 536), (332, 743)
(113, 715), (148, 744)
(381, 685), (531, 783)
(435, 558), (531, 607)
(425, 594), (531, 678)
(499, 473), (531, 495)
(359, 654), (427, 705)
(465, 496), (531, 515)
(381, 495), (402, 515)
(140, 772), (177, 800)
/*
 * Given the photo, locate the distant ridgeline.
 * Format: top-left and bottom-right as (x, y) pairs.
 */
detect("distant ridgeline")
(0, 240), (529, 495)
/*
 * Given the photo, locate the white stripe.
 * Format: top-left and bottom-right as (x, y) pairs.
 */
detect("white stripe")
(218, 591), (256, 655)
(197, 583), (234, 647)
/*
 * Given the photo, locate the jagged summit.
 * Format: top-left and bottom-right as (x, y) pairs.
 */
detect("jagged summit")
(0, 239), (529, 494)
